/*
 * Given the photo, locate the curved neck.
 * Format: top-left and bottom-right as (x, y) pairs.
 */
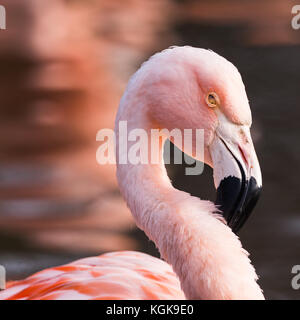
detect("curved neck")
(115, 102), (264, 300)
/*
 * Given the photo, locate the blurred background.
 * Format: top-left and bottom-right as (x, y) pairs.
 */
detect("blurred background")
(0, 0), (299, 299)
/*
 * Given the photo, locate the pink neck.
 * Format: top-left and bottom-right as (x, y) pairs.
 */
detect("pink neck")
(115, 103), (264, 300)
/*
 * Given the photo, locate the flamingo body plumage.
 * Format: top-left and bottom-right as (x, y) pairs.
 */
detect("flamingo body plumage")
(0, 251), (184, 300)
(0, 46), (264, 300)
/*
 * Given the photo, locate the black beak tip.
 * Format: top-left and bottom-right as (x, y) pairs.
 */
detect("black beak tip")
(215, 176), (262, 234)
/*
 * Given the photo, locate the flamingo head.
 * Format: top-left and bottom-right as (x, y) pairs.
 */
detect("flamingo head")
(141, 46), (262, 233)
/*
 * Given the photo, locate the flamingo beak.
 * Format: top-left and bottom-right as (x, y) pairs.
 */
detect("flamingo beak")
(209, 122), (262, 234)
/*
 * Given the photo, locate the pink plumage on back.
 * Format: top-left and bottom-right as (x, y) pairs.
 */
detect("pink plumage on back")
(0, 251), (185, 300)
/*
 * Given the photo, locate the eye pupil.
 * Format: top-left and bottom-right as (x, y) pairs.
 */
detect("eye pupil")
(206, 92), (219, 108)
(208, 94), (216, 105)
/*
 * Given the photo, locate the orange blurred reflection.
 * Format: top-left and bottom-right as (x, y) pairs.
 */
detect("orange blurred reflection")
(0, 0), (170, 253)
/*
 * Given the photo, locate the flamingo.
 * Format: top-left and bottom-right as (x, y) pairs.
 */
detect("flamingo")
(0, 46), (264, 300)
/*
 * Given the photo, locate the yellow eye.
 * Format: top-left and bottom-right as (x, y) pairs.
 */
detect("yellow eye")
(206, 92), (220, 108)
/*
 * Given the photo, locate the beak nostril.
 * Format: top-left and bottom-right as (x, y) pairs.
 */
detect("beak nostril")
(238, 145), (249, 167)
